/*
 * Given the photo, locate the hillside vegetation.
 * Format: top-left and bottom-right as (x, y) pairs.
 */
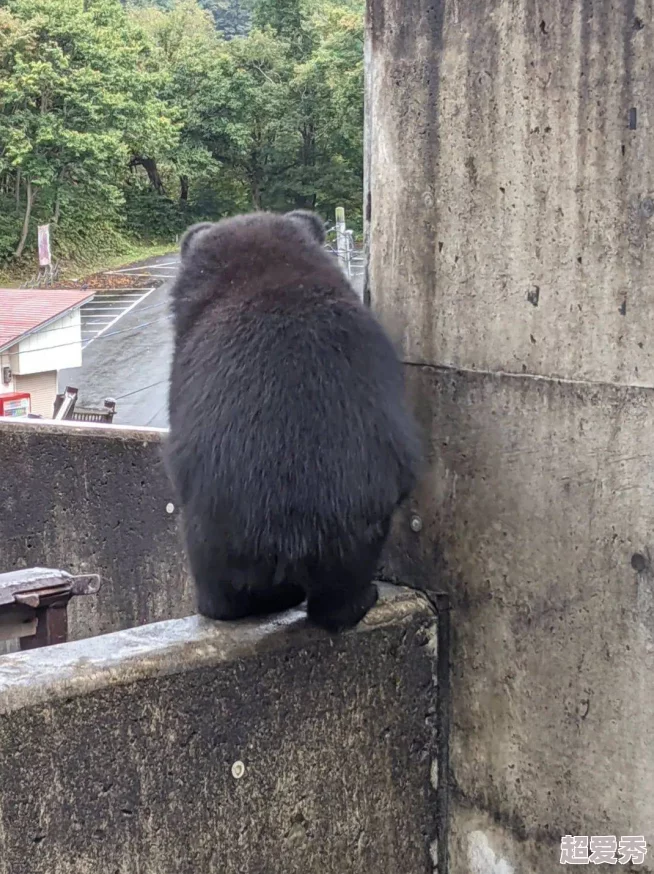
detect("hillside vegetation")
(0, 0), (364, 268)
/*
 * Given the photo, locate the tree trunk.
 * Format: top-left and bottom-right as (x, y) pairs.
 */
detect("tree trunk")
(15, 179), (35, 259)
(248, 165), (263, 210)
(131, 156), (165, 194)
(250, 183), (262, 210)
(180, 175), (189, 202)
(294, 123), (316, 210)
(15, 170), (21, 212)
(294, 193), (316, 209)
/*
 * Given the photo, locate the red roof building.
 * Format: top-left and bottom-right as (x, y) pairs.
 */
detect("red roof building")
(0, 288), (94, 353)
(0, 288), (95, 418)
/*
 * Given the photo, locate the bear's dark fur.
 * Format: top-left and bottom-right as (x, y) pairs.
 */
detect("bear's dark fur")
(165, 210), (421, 632)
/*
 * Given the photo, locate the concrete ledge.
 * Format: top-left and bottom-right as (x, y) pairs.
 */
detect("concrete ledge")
(0, 416), (167, 438)
(0, 585), (441, 874)
(0, 584), (431, 713)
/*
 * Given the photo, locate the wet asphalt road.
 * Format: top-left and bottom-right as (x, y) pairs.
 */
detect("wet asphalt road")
(59, 254), (365, 429)
(58, 253), (178, 428)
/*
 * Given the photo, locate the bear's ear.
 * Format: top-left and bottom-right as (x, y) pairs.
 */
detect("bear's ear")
(286, 210), (327, 245)
(180, 222), (214, 262)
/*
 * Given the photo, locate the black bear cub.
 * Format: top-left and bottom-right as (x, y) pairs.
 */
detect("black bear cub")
(165, 210), (421, 632)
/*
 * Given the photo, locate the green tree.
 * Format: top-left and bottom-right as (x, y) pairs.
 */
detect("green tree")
(0, 0), (176, 261)
(200, 28), (293, 209)
(253, 0), (310, 58)
(132, 0), (251, 222)
(257, 0), (364, 220)
(0, 0), (366, 267)
(214, 0), (365, 220)
(300, 2), (364, 220)
(132, 0), (218, 198)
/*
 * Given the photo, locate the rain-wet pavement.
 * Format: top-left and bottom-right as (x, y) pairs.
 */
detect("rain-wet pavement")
(58, 253), (178, 428)
(59, 253), (364, 429)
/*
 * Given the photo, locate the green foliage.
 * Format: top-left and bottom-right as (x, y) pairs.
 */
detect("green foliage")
(0, 0), (364, 268)
(0, 199), (22, 262)
(123, 181), (187, 239)
(252, 0), (308, 56)
(0, 0), (176, 262)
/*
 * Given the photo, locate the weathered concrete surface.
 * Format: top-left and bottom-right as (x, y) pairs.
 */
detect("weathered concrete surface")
(367, 0), (654, 386)
(366, 1), (654, 872)
(0, 419), (192, 644)
(0, 586), (441, 874)
(380, 367), (654, 872)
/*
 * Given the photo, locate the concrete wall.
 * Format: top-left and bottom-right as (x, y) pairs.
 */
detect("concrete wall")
(0, 586), (441, 874)
(0, 419), (193, 644)
(367, 1), (654, 872)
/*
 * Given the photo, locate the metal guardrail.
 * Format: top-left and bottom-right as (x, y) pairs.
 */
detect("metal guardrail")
(324, 221), (364, 284)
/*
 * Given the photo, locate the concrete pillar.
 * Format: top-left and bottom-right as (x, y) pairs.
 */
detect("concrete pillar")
(367, 1), (654, 871)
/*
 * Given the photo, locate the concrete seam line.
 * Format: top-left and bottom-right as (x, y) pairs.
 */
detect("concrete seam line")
(403, 359), (654, 393)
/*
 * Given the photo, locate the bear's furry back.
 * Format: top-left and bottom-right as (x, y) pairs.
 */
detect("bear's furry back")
(166, 212), (421, 561)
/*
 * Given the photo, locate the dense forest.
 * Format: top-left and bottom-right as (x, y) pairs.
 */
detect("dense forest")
(0, 0), (364, 266)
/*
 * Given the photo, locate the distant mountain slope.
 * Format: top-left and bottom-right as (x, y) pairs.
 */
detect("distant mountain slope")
(123, 0), (251, 38)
